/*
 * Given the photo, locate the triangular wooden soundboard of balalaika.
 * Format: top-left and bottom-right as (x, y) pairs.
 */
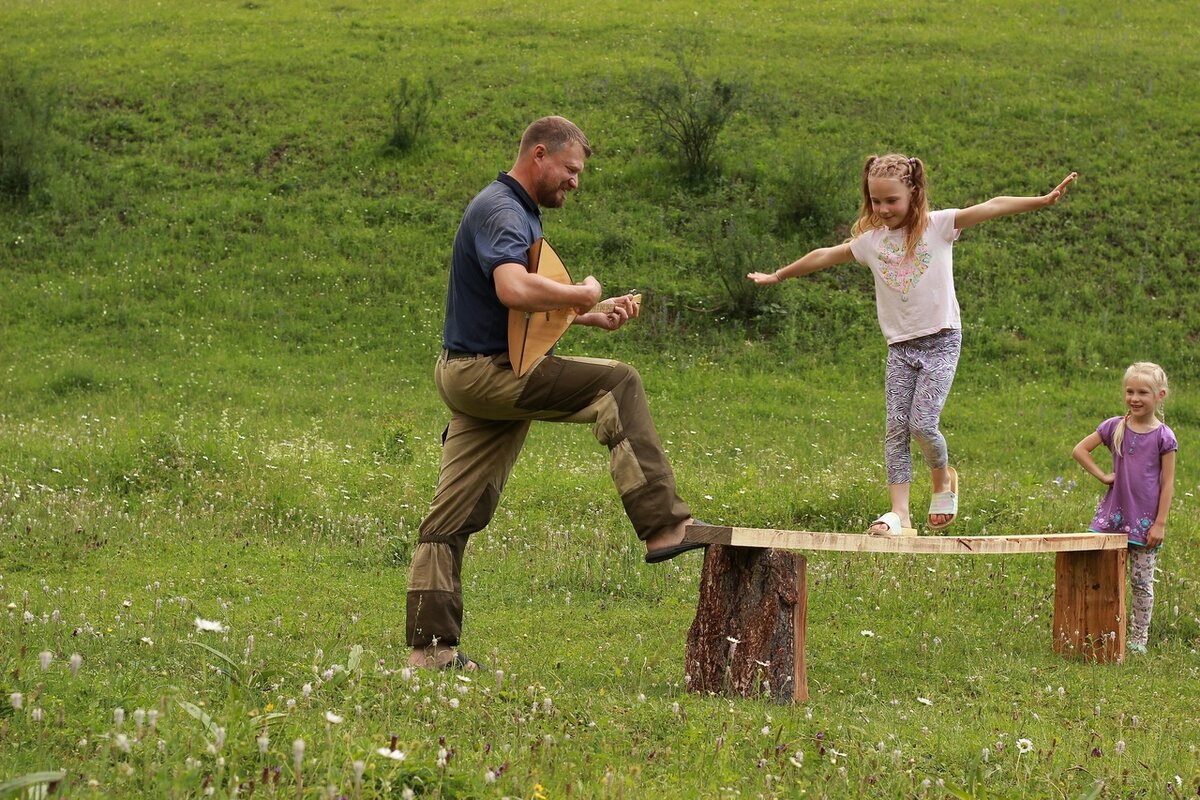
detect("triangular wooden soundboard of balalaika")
(507, 238), (576, 377)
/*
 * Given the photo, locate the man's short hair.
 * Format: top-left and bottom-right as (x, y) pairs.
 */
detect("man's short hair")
(519, 116), (592, 158)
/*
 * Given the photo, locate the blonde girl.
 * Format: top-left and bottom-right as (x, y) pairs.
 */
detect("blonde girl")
(1072, 362), (1176, 654)
(749, 154), (1076, 536)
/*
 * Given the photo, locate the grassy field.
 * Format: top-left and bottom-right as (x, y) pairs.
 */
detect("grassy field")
(2, 0), (1199, 797)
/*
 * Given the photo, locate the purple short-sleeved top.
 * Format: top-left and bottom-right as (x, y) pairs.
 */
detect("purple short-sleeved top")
(1089, 416), (1177, 546)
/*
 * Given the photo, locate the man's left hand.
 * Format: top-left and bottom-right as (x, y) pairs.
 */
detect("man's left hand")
(575, 293), (640, 330)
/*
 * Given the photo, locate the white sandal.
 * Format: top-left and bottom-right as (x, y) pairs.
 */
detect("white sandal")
(867, 511), (917, 537)
(928, 467), (959, 531)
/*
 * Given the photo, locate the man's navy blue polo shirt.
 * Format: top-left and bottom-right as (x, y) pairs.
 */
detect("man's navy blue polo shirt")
(442, 173), (542, 355)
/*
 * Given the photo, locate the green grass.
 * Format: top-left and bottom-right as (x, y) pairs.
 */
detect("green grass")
(2, 0), (1199, 797)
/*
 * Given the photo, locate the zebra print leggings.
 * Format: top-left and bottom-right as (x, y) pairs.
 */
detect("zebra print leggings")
(883, 328), (962, 485)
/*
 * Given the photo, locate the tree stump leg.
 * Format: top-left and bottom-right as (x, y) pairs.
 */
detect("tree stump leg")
(1053, 548), (1126, 663)
(685, 545), (807, 703)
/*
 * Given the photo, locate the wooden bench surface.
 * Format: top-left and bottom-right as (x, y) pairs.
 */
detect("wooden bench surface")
(685, 524), (1126, 555)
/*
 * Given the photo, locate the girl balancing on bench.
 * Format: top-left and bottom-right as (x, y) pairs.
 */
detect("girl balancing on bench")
(749, 154), (1076, 536)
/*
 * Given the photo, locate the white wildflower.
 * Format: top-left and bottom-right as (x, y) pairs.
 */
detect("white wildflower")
(194, 617), (225, 633)
(376, 747), (406, 761)
(1016, 738), (1033, 754)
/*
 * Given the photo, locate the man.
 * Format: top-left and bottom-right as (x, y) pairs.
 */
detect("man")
(407, 116), (701, 670)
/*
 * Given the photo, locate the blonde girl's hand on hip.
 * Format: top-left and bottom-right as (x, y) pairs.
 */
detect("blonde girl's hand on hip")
(1100, 472), (1115, 486)
(1043, 171), (1078, 205)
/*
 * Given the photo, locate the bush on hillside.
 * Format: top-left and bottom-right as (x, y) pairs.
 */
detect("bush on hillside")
(384, 76), (441, 154)
(632, 41), (743, 184)
(689, 183), (788, 328)
(0, 68), (56, 202)
(774, 153), (857, 240)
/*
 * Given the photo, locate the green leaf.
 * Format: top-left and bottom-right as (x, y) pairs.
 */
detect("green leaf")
(177, 699), (219, 739)
(0, 771), (68, 797)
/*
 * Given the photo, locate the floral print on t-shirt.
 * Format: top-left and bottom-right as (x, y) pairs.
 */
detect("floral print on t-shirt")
(876, 236), (932, 295)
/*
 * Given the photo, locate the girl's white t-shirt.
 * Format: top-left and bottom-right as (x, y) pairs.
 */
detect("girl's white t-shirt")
(849, 208), (961, 344)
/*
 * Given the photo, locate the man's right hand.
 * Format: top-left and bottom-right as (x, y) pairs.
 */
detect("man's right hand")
(573, 276), (602, 314)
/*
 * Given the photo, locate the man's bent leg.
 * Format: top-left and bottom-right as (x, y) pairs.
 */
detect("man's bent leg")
(516, 356), (690, 540)
(406, 413), (529, 648)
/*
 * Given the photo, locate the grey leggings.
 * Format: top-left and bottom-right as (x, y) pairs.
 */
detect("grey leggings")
(883, 329), (962, 485)
(1129, 545), (1157, 648)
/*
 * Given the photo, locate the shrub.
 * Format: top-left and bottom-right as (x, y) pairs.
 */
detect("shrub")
(0, 68), (56, 201)
(632, 42), (743, 184)
(689, 182), (787, 327)
(384, 76), (441, 154)
(774, 152), (856, 240)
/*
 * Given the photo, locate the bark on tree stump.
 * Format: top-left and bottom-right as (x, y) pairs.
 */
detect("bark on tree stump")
(685, 544), (805, 703)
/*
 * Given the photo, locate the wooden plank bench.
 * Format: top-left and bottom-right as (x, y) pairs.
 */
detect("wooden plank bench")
(682, 524), (1128, 703)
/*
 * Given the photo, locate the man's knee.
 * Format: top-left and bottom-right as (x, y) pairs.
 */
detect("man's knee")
(419, 485), (500, 541)
(609, 361), (642, 395)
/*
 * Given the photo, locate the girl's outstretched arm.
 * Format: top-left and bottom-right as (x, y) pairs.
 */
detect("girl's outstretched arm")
(954, 172), (1077, 230)
(1072, 431), (1115, 486)
(748, 242), (854, 285)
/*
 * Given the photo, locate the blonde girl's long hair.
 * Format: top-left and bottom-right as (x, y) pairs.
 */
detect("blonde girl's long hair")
(1112, 361), (1169, 455)
(850, 153), (930, 259)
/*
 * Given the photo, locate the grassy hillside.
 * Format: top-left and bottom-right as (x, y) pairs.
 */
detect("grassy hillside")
(2, 0), (1198, 797)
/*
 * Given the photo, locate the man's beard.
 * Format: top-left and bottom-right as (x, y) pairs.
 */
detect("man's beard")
(536, 178), (566, 208)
